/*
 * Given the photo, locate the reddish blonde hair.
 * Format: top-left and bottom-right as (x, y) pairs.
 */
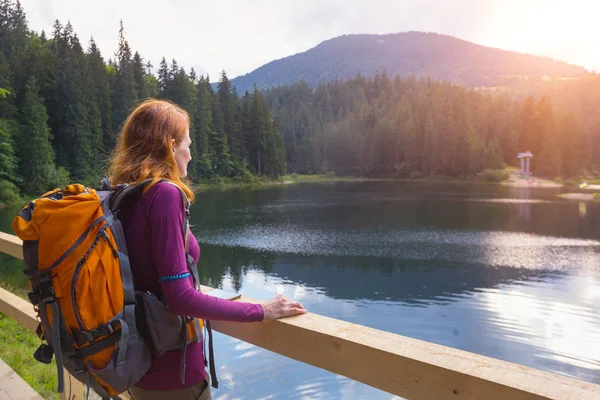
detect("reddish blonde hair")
(108, 99), (195, 202)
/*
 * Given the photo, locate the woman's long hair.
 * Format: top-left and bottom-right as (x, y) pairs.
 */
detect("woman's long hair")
(108, 99), (195, 202)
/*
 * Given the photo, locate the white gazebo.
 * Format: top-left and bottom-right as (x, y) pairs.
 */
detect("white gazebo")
(517, 151), (533, 178)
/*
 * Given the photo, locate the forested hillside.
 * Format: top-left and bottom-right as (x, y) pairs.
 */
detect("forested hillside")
(0, 0), (285, 203)
(231, 32), (589, 94)
(265, 74), (599, 179)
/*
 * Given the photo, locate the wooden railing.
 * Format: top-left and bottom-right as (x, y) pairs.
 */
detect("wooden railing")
(1, 231), (600, 400)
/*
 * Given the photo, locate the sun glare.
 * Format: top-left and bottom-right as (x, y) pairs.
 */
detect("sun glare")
(474, 0), (596, 71)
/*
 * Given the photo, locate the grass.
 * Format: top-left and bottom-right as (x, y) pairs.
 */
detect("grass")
(192, 170), (519, 193)
(581, 178), (600, 185)
(0, 283), (59, 399)
(281, 173), (385, 183)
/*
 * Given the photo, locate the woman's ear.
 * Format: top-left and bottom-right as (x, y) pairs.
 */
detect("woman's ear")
(172, 138), (176, 154)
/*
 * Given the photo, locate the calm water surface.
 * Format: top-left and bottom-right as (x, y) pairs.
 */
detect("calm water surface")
(1, 181), (599, 399)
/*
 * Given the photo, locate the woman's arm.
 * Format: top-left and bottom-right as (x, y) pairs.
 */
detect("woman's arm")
(161, 279), (264, 321)
(149, 182), (305, 322)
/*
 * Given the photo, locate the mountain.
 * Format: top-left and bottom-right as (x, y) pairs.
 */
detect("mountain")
(229, 32), (589, 94)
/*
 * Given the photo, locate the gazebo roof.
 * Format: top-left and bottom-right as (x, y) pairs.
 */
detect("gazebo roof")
(517, 151), (533, 159)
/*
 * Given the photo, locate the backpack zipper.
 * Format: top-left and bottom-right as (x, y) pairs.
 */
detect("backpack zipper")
(101, 230), (118, 258)
(71, 226), (109, 331)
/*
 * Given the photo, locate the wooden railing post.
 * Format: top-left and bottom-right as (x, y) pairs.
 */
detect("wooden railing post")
(60, 368), (84, 400)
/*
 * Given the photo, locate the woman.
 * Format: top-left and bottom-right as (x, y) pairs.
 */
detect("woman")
(108, 99), (307, 400)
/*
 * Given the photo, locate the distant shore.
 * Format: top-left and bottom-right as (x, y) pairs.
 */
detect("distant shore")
(558, 193), (599, 201)
(192, 174), (380, 192)
(4, 171), (600, 207)
(500, 173), (563, 188)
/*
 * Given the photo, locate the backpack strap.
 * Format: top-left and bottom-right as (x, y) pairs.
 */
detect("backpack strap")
(162, 181), (218, 388)
(158, 182), (198, 286)
(109, 179), (155, 213)
(101, 179), (158, 377)
(103, 202), (139, 374)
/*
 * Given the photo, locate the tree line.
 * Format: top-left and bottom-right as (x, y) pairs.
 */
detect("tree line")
(264, 73), (596, 180)
(0, 0), (285, 203)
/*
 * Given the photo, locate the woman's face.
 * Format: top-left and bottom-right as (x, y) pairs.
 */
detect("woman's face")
(173, 129), (192, 177)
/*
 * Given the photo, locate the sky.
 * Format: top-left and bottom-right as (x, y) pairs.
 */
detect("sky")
(20, 0), (600, 79)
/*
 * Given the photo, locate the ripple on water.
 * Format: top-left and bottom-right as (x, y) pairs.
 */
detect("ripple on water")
(197, 226), (600, 271)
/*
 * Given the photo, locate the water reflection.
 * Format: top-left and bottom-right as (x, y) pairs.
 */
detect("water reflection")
(580, 201), (588, 218)
(198, 226), (600, 271)
(198, 243), (565, 305)
(477, 272), (600, 383)
(517, 187), (532, 221)
(208, 266), (600, 400)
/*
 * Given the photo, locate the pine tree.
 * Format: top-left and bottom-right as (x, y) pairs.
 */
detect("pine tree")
(0, 50), (15, 118)
(485, 137), (505, 170)
(217, 70), (241, 166)
(168, 66), (199, 179)
(558, 113), (585, 177)
(157, 56), (169, 96)
(240, 91), (252, 164)
(193, 76), (214, 178)
(5, 0), (28, 93)
(210, 94), (231, 177)
(50, 21), (78, 169)
(133, 51), (148, 101)
(89, 37), (112, 154)
(15, 78), (58, 194)
(45, 23), (97, 184)
(469, 136), (486, 174)
(0, 111), (20, 203)
(535, 99), (561, 178)
(112, 21), (138, 135)
(69, 31), (97, 183)
(0, 118), (16, 180)
(250, 86), (268, 175)
(266, 116), (286, 177)
(0, 1), (11, 52)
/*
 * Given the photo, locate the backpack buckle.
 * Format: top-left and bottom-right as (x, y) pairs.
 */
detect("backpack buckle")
(74, 365), (86, 376)
(84, 332), (95, 343)
(27, 291), (40, 305)
(37, 274), (56, 303)
(41, 288), (56, 304)
(69, 358), (87, 375)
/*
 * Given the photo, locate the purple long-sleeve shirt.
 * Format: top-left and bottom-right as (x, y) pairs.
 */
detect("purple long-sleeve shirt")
(121, 181), (264, 390)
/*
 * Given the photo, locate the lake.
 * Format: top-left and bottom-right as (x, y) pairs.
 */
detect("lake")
(1, 181), (600, 399)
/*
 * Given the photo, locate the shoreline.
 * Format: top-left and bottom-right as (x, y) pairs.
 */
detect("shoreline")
(557, 193), (600, 201)
(192, 170), (557, 192)
(192, 174), (391, 192)
(500, 178), (563, 188)
(3, 172), (600, 205)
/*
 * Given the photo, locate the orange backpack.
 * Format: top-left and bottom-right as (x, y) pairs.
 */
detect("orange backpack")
(11, 179), (205, 399)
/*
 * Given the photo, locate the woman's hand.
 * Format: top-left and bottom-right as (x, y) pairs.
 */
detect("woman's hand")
(261, 294), (307, 321)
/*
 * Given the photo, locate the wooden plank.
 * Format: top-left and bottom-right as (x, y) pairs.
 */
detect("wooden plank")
(0, 358), (43, 399)
(0, 285), (37, 332)
(0, 238), (599, 399)
(0, 231), (23, 260)
(204, 289), (600, 400)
